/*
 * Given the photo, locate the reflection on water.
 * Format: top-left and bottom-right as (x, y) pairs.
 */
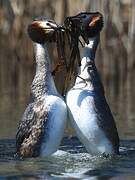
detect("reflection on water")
(0, 137), (135, 179)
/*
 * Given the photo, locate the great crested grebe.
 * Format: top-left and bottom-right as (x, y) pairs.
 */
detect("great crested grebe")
(66, 12), (119, 155)
(16, 18), (67, 158)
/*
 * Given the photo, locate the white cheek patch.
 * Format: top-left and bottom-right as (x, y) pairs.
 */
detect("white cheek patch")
(39, 21), (57, 29)
(39, 21), (50, 28)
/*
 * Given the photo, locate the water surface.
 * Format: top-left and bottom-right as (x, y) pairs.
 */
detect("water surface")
(0, 137), (135, 179)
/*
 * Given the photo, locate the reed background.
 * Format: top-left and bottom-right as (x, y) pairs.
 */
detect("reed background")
(0, 0), (135, 139)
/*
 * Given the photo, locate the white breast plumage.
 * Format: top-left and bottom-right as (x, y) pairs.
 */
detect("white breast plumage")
(16, 19), (67, 158)
(66, 35), (119, 155)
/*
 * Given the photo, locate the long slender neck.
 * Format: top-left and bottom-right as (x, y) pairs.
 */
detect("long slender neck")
(80, 35), (99, 73)
(35, 43), (50, 72)
(31, 43), (58, 100)
(75, 35), (104, 94)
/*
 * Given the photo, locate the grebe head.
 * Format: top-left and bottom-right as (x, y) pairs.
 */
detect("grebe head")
(28, 18), (62, 44)
(64, 12), (103, 42)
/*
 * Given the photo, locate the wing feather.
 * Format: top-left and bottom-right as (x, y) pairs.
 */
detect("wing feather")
(16, 100), (48, 157)
(93, 95), (119, 153)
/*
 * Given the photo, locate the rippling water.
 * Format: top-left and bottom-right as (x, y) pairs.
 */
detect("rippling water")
(0, 137), (135, 179)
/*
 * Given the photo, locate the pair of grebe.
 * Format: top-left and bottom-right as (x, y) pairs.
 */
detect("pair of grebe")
(16, 13), (119, 158)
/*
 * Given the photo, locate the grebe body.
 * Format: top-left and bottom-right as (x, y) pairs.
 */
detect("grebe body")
(66, 35), (119, 155)
(16, 20), (67, 158)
